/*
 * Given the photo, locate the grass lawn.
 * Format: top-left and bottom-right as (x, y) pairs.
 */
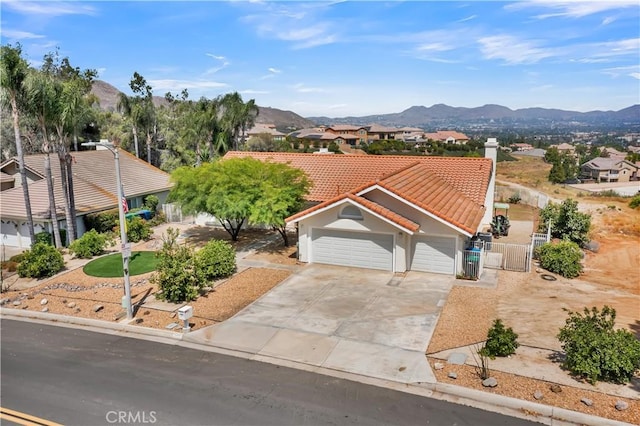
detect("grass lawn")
(83, 251), (159, 278)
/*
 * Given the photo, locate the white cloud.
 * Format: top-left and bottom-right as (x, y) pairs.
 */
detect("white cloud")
(1, 29), (45, 39)
(293, 83), (326, 93)
(148, 79), (228, 92)
(457, 15), (477, 23)
(268, 67), (281, 74)
(204, 53), (230, 75)
(601, 65), (640, 79)
(507, 0), (638, 19)
(3, 0), (96, 16)
(601, 16), (616, 25)
(530, 84), (554, 92)
(478, 35), (557, 64)
(241, 89), (270, 95)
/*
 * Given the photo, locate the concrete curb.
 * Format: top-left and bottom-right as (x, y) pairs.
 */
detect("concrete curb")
(0, 309), (632, 426)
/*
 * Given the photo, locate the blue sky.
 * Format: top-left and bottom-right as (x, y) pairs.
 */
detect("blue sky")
(2, 1), (639, 117)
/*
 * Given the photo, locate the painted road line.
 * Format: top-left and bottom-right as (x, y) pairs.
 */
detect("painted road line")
(0, 407), (63, 426)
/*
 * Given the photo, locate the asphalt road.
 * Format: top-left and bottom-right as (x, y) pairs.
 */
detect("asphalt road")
(1, 320), (538, 426)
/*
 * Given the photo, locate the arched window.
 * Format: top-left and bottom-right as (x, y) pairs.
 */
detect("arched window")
(339, 205), (363, 220)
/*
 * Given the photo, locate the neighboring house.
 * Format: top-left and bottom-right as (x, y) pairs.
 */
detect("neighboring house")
(325, 125), (368, 145)
(289, 128), (360, 146)
(600, 147), (627, 161)
(224, 139), (499, 275)
(0, 149), (172, 248)
(424, 131), (470, 145)
(398, 127), (425, 142)
(549, 143), (576, 156)
(0, 172), (15, 191)
(365, 124), (397, 141)
(245, 124), (285, 142)
(580, 157), (640, 182)
(510, 143), (534, 151)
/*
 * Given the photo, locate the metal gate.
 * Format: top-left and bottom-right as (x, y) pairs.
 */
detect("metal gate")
(483, 242), (532, 272)
(162, 203), (183, 223)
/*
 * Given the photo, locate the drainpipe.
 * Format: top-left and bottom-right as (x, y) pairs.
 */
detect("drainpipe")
(482, 138), (499, 229)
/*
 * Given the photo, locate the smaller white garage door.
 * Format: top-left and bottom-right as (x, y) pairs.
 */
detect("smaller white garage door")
(411, 236), (456, 275)
(311, 229), (394, 271)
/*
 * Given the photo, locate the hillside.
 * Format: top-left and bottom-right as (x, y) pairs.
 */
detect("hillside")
(91, 81), (315, 131)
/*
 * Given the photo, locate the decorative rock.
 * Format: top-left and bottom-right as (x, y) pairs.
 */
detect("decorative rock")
(133, 318), (143, 324)
(74, 307), (81, 313)
(448, 372), (458, 379)
(482, 377), (498, 387)
(93, 304), (104, 313)
(550, 384), (562, 393)
(169, 312), (177, 318)
(12, 300), (21, 306)
(41, 307), (49, 313)
(143, 310), (150, 315)
(0, 298), (9, 306)
(67, 302), (76, 308)
(113, 311), (126, 321)
(62, 299), (67, 304)
(22, 305), (28, 309)
(40, 298), (48, 305)
(27, 295), (34, 300)
(447, 352), (468, 365)
(433, 362), (444, 370)
(165, 322), (179, 330)
(536, 268), (543, 273)
(615, 400), (628, 411)
(581, 398), (593, 407)
(533, 391), (544, 400)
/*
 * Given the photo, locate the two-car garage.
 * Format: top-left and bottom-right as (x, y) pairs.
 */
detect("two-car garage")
(310, 228), (457, 274)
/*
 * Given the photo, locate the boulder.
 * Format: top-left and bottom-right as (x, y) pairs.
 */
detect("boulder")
(482, 377), (498, 387)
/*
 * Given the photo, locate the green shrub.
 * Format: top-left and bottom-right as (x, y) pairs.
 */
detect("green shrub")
(9, 253), (25, 263)
(84, 208), (119, 233)
(69, 230), (111, 258)
(480, 319), (519, 359)
(34, 229), (67, 247)
(507, 193), (521, 204)
(629, 194), (640, 209)
(147, 211), (166, 227)
(152, 228), (203, 303)
(123, 216), (152, 243)
(196, 240), (236, 282)
(535, 241), (583, 278)
(17, 243), (64, 278)
(558, 306), (640, 384)
(143, 194), (160, 212)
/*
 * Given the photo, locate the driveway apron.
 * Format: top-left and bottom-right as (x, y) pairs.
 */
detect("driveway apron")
(186, 264), (455, 384)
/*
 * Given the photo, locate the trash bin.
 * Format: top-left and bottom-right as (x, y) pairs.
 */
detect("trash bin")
(465, 246), (481, 278)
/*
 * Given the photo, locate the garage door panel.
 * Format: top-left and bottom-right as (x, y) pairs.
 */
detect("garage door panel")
(312, 229), (393, 271)
(411, 236), (455, 274)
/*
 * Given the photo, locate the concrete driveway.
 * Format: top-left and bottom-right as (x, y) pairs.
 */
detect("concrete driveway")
(186, 264), (456, 384)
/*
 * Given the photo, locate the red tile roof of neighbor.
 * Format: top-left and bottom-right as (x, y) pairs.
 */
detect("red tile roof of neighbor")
(223, 152), (491, 234)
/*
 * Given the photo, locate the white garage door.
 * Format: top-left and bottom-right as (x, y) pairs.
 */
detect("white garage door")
(411, 236), (456, 274)
(1, 221), (20, 247)
(311, 229), (394, 271)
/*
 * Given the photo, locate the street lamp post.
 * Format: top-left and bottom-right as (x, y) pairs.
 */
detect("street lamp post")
(82, 140), (133, 320)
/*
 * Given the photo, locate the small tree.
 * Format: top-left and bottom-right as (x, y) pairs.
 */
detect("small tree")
(558, 306), (640, 384)
(538, 199), (591, 247)
(151, 228), (203, 303)
(535, 241), (583, 278)
(124, 216), (152, 242)
(17, 242), (64, 278)
(143, 194), (159, 212)
(480, 319), (519, 358)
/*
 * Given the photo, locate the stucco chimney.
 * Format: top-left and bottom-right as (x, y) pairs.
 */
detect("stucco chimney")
(482, 138), (499, 229)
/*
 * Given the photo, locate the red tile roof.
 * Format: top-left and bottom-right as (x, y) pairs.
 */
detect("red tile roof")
(223, 152), (491, 205)
(224, 152), (491, 235)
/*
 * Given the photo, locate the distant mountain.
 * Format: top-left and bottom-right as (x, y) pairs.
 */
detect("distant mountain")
(255, 106), (316, 132)
(307, 104), (640, 128)
(91, 80), (314, 131)
(91, 80), (169, 111)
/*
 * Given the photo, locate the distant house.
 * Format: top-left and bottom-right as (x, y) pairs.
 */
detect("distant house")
(246, 124), (285, 142)
(600, 147), (627, 161)
(289, 128), (360, 146)
(325, 125), (367, 145)
(223, 139), (500, 276)
(549, 143), (576, 156)
(424, 131), (470, 145)
(580, 158), (639, 183)
(365, 124), (397, 141)
(0, 149), (172, 248)
(510, 143), (534, 151)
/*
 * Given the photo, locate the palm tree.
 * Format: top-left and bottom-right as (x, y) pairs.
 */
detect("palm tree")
(116, 93), (141, 158)
(24, 69), (63, 248)
(0, 44), (36, 245)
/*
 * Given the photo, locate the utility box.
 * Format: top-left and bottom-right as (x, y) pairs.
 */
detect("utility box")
(177, 305), (193, 321)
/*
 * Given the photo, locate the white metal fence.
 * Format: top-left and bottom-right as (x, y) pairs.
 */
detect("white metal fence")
(460, 248), (484, 279)
(162, 203), (183, 223)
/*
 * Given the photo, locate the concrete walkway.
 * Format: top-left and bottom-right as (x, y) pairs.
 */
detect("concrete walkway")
(184, 264), (462, 385)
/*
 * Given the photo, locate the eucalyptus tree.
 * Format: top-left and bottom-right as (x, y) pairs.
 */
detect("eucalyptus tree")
(0, 43), (35, 245)
(116, 92), (141, 158)
(129, 72), (156, 164)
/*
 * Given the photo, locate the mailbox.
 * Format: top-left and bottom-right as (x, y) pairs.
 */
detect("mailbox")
(177, 305), (193, 321)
